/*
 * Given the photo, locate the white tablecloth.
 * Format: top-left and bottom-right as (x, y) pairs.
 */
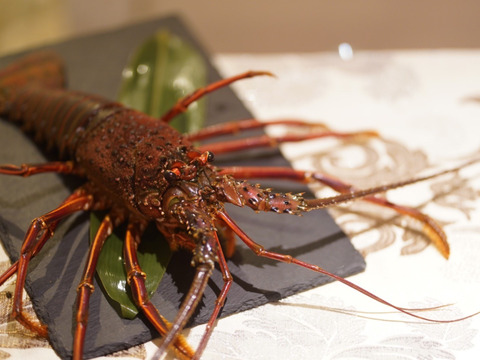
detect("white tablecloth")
(2, 50), (480, 359)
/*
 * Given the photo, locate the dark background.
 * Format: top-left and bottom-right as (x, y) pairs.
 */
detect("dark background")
(1, 1), (480, 56)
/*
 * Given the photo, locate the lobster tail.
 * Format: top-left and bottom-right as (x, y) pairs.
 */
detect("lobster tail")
(0, 52), (65, 116)
(0, 52), (65, 90)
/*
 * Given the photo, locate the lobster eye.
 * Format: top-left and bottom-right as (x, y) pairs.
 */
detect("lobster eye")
(164, 170), (178, 183)
(207, 151), (214, 162)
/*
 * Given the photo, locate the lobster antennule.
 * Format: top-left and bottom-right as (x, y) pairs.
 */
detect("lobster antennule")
(154, 263), (213, 358)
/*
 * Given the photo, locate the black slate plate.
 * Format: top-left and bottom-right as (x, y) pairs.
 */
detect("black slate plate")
(0, 15), (365, 359)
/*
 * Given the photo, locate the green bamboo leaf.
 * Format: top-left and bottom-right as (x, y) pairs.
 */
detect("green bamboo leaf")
(90, 213), (172, 319)
(90, 29), (207, 318)
(118, 29), (207, 133)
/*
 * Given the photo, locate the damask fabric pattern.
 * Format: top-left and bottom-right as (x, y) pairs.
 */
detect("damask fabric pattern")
(2, 50), (480, 359)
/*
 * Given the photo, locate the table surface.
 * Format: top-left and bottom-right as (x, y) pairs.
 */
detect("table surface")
(1, 48), (480, 359)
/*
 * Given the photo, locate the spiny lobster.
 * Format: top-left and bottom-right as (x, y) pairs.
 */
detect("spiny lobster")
(0, 52), (473, 359)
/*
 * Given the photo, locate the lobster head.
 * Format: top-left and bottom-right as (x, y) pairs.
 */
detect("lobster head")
(137, 149), (224, 266)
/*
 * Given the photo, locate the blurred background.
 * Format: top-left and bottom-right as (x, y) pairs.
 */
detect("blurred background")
(1, 0), (480, 56)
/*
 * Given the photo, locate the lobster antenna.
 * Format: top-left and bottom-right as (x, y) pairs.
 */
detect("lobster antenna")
(304, 157), (480, 210)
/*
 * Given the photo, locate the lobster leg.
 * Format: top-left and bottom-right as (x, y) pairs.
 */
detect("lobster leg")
(160, 71), (273, 122)
(0, 190), (87, 288)
(8, 190), (93, 337)
(73, 210), (125, 360)
(186, 118), (330, 141)
(215, 218), (237, 258)
(197, 130), (378, 155)
(0, 161), (75, 176)
(123, 221), (195, 360)
(220, 166), (451, 258)
(0, 220), (60, 287)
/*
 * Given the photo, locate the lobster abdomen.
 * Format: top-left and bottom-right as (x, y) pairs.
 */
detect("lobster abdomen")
(0, 52), (64, 91)
(0, 53), (132, 161)
(4, 84), (123, 157)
